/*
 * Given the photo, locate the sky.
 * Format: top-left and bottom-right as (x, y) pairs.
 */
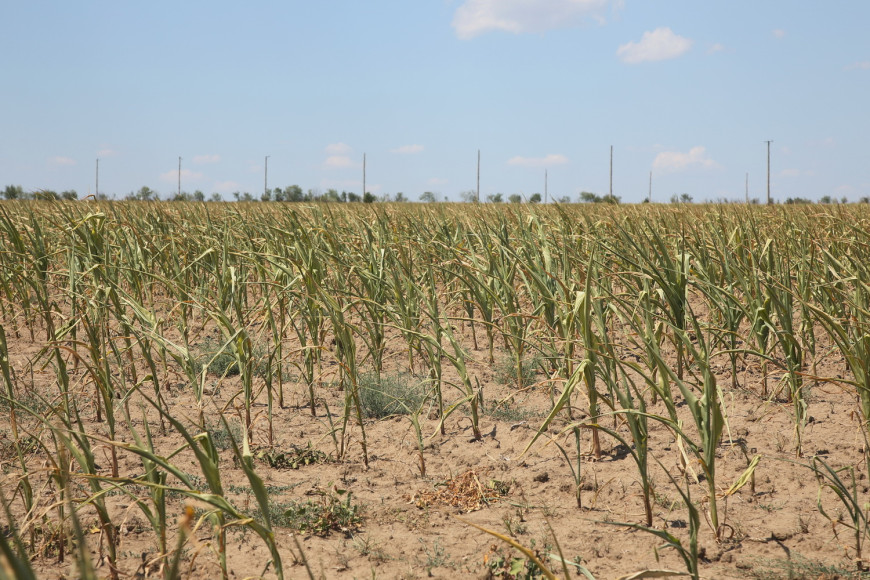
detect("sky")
(2, 1), (869, 203)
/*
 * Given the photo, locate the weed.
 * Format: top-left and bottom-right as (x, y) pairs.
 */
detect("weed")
(419, 537), (455, 572)
(494, 355), (540, 389)
(250, 443), (330, 470)
(357, 372), (426, 419)
(279, 487), (362, 536)
(750, 554), (870, 579)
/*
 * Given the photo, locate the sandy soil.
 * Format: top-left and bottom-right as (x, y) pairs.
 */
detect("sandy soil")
(1, 301), (864, 580)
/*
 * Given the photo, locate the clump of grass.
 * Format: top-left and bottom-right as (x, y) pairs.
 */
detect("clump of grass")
(485, 400), (542, 423)
(357, 372), (426, 419)
(196, 336), (241, 376)
(252, 443), (329, 470)
(750, 554), (870, 579)
(494, 355), (540, 388)
(275, 488), (361, 536)
(195, 336), (277, 378)
(204, 417), (243, 451)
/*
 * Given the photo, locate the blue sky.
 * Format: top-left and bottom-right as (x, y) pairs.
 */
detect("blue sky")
(2, 1), (868, 202)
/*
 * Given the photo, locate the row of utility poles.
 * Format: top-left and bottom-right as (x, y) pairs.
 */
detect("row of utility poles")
(92, 143), (776, 203)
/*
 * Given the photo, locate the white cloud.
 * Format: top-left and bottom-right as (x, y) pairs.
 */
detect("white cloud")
(320, 178), (361, 190)
(323, 155), (360, 169)
(193, 154), (220, 164)
(97, 148), (117, 157)
(772, 29), (786, 39)
(708, 43), (725, 54)
(214, 180), (240, 192)
(428, 177), (449, 186)
(507, 154), (569, 167)
(836, 184), (856, 196)
(780, 168), (801, 177)
(617, 27), (692, 64)
(160, 168), (203, 182)
(391, 144), (424, 154)
(49, 156), (76, 166)
(846, 60), (870, 70)
(652, 146), (719, 173)
(452, 0), (616, 39)
(325, 142), (352, 154)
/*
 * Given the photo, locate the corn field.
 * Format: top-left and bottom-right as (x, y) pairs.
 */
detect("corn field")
(2, 200), (870, 579)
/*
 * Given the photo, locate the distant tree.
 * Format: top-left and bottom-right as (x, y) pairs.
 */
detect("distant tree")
(34, 190), (59, 200)
(508, 194), (522, 204)
(785, 197), (812, 204)
(347, 191), (361, 202)
(529, 193), (542, 203)
(307, 188), (322, 201)
(170, 191), (193, 202)
(670, 193), (693, 204)
(600, 194), (621, 204)
(61, 190), (78, 200)
(209, 192), (222, 202)
(261, 188), (272, 202)
(193, 190), (205, 202)
(861, 196), (870, 204)
(819, 195), (833, 204)
(394, 191), (408, 202)
(128, 186), (158, 201)
(556, 196), (571, 204)
(460, 190), (478, 203)
(842, 196), (848, 204)
(284, 185), (304, 202)
(325, 188), (341, 202)
(579, 191), (599, 203)
(419, 191), (437, 203)
(363, 191), (376, 203)
(3, 185), (24, 200)
(486, 193), (503, 203)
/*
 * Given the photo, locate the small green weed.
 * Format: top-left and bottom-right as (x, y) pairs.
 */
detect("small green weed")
(750, 554), (870, 579)
(357, 372), (426, 419)
(252, 443), (329, 470)
(494, 355), (540, 388)
(279, 487), (361, 536)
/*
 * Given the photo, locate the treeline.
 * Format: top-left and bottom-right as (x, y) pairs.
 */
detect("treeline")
(5, 183), (870, 205)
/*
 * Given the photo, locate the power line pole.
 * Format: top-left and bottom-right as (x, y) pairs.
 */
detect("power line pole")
(476, 150), (481, 202)
(609, 145), (614, 198)
(544, 169), (548, 204)
(767, 141), (773, 204)
(648, 170), (652, 203)
(178, 156), (182, 198)
(95, 158), (99, 198)
(264, 155), (270, 198)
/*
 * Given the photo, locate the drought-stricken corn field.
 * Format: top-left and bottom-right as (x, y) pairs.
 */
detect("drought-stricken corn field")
(2, 201), (870, 579)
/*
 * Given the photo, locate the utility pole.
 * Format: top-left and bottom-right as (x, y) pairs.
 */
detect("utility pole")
(609, 145), (614, 199)
(95, 158), (99, 198)
(767, 140), (772, 205)
(264, 155), (270, 198)
(476, 149), (480, 203)
(648, 170), (652, 203)
(178, 156), (182, 198)
(544, 169), (548, 204)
